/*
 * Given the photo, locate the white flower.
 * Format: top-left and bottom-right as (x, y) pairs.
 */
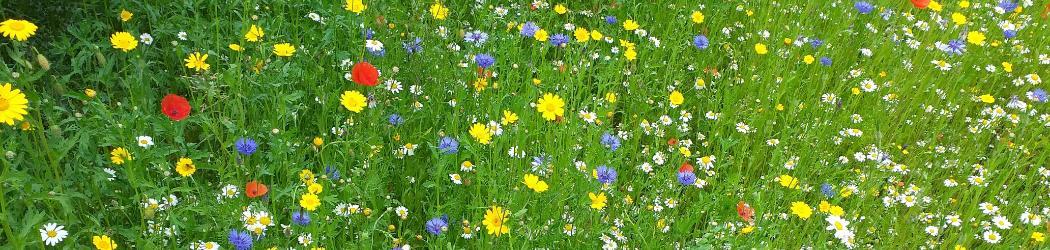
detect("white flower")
(220, 184), (239, 199)
(992, 215), (1013, 229)
(365, 40), (385, 52)
(982, 230), (1001, 243)
(39, 223), (68, 246)
(395, 206), (409, 219)
(139, 33), (154, 45)
(177, 31), (188, 41)
(825, 216), (850, 231)
(137, 135), (154, 148)
(449, 173), (462, 185)
(924, 226), (939, 236)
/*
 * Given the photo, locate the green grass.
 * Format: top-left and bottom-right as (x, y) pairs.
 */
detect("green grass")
(2, 0), (1049, 249)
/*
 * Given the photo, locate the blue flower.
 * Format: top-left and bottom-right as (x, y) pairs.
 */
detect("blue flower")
(475, 53), (495, 69)
(364, 28), (375, 39)
(945, 39), (966, 55)
(810, 38), (823, 49)
(465, 30), (488, 46)
(520, 22), (539, 37)
(819, 57), (832, 66)
(1029, 88), (1048, 103)
(605, 16), (617, 24)
(677, 172), (697, 186)
(438, 136), (459, 154)
(998, 0), (1018, 12)
(292, 211), (311, 225)
(820, 183), (836, 197)
(692, 35), (709, 49)
(549, 33), (570, 47)
(402, 37), (422, 54)
(425, 215), (449, 236)
(235, 138), (257, 156)
(600, 133), (621, 151)
(228, 230), (252, 250)
(855, 1), (875, 14)
(388, 114), (404, 126)
(325, 165), (341, 181)
(1003, 29), (1017, 39)
(596, 165), (617, 184)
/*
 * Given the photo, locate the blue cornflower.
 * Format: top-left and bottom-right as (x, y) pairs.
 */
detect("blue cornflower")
(810, 38), (823, 49)
(549, 33), (570, 47)
(692, 35), (709, 49)
(235, 138), (257, 156)
(1003, 29), (1017, 39)
(292, 211), (311, 225)
(819, 57), (832, 66)
(438, 136), (459, 154)
(820, 183), (836, 197)
(1030, 88), (1048, 103)
(998, 1), (1018, 12)
(228, 230), (253, 250)
(465, 30), (488, 46)
(325, 165), (341, 181)
(475, 53), (495, 69)
(677, 172), (697, 186)
(600, 132), (621, 151)
(596, 165), (617, 184)
(604, 16), (617, 24)
(855, 1), (875, 14)
(364, 28), (375, 39)
(945, 39), (966, 55)
(520, 22), (539, 37)
(388, 114), (404, 126)
(402, 37), (422, 54)
(425, 215), (449, 236)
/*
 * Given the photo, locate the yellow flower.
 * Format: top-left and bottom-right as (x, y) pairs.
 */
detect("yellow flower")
(0, 83), (29, 126)
(803, 55), (815, 64)
(340, 90), (367, 113)
(228, 44), (243, 51)
(959, 1), (970, 8)
(1033, 232), (1045, 242)
(623, 19), (639, 31)
(120, 10), (133, 22)
(536, 93), (565, 121)
(299, 193), (321, 211)
(184, 52), (210, 71)
(669, 90), (684, 107)
(966, 31), (985, 46)
(951, 12), (966, 25)
(589, 192), (607, 210)
(482, 206), (510, 236)
(690, 11), (705, 24)
(469, 123), (492, 144)
(754, 43), (768, 55)
(0, 19), (38, 41)
(979, 94), (995, 104)
(92, 235), (117, 250)
(778, 174), (799, 189)
(590, 30), (603, 40)
(818, 200), (831, 213)
(175, 157), (196, 177)
(308, 183), (323, 194)
(553, 4), (568, 14)
(605, 92), (617, 103)
(790, 201), (812, 220)
(829, 205), (844, 216)
(429, 2), (449, 20)
(501, 110), (518, 125)
(1002, 62), (1012, 73)
(85, 88), (97, 98)
(109, 32), (138, 52)
(740, 225), (755, 234)
(345, 0), (366, 13)
(534, 29), (548, 42)
(929, 0), (942, 11)
(312, 137), (324, 147)
(245, 25), (264, 42)
(522, 174), (549, 193)
(573, 28), (590, 42)
(624, 47), (638, 61)
(110, 147), (131, 165)
(273, 43), (295, 57)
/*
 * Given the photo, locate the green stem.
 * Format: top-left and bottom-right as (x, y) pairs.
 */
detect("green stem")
(0, 141), (17, 244)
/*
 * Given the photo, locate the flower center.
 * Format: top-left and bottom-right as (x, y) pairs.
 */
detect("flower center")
(0, 97), (9, 111)
(9, 22), (24, 31)
(47, 230), (57, 237)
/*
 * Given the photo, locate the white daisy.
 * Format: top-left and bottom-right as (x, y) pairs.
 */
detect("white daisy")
(39, 223), (68, 246)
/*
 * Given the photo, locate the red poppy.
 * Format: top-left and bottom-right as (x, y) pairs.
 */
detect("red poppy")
(245, 181), (268, 198)
(736, 201), (755, 224)
(351, 61), (379, 87)
(160, 94), (191, 121)
(678, 162), (694, 173)
(910, 0), (930, 9)
(667, 137), (678, 146)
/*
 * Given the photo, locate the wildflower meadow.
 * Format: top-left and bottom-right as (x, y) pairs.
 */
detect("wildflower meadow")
(2, 0), (1050, 249)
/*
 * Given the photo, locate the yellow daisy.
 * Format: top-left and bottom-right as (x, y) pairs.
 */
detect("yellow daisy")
(0, 83), (29, 126)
